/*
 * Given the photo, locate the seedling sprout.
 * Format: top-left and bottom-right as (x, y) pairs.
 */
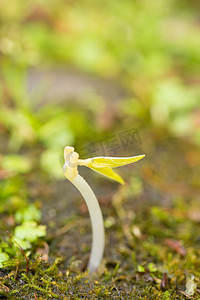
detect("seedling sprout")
(63, 146), (145, 273)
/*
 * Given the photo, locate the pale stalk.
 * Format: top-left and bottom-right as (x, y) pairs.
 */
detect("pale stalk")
(63, 146), (105, 273)
(71, 174), (105, 273)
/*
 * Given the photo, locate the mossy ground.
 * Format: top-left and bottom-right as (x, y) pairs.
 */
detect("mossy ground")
(1, 132), (200, 299)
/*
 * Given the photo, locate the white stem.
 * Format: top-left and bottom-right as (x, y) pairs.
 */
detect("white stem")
(72, 174), (105, 273)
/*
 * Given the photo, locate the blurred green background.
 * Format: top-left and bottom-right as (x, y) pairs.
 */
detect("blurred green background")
(0, 0), (200, 293)
(0, 0), (199, 166)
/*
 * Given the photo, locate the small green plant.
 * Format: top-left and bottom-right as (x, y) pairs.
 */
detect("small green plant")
(63, 146), (145, 273)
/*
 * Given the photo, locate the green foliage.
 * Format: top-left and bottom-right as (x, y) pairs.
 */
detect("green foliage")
(0, 252), (9, 268)
(147, 262), (157, 273)
(14, 221), (46, 243)
(1, 155), (32, 174)
(15, 204), (41, 223)
(137, 265), (145, 272)
(11, 238), (32, 251)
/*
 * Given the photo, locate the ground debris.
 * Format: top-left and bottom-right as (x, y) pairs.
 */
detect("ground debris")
(165, 239), (186, 256)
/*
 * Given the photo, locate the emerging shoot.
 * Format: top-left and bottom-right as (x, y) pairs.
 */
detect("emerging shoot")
(63, 146), (145, 273)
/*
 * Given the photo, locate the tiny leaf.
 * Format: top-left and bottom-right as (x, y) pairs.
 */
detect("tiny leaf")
(14, 221), (46, 242)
